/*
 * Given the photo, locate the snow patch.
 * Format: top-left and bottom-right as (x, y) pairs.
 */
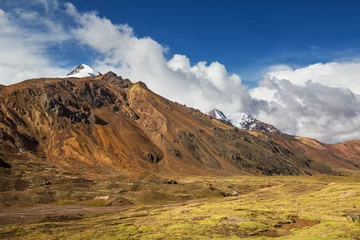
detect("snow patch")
(207, 109), (281, 134)
(66, 64), (100, 78)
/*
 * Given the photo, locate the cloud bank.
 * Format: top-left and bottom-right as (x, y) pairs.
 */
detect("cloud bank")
(267, 61), (360, 93)
(1, 0), (360, 143)
(0, 6), (69, 84)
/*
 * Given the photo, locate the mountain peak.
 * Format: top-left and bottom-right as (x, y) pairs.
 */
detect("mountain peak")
(208, 109), (281, 134)
(66, 64), (101, 78)
(208, 109), (229, 122)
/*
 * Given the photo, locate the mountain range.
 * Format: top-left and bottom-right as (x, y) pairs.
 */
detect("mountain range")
(0, 65), (359, 179)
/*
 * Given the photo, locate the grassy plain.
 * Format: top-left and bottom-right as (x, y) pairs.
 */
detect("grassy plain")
(1, 173), (360, 239)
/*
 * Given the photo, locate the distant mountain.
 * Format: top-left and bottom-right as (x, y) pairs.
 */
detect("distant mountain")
(208, 109), (230, 122)
(66, 64), (101, 78)
(208, 109), (281, 133)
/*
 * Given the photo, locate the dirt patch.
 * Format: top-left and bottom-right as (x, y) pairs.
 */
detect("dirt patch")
(0, 204), (131, 226)
(39, 214), (84, 223)
(104, 197), (133, 207)
(260, 218), (320, 238)
(277, 218), (319, 230)
(172, 207), (194, 215)
(261, 229), (283, 237)
(339, 190), (356, 198)
(222, 216), (247, 225)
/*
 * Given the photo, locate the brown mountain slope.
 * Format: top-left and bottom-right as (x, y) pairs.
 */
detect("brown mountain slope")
(0, 72), (359, 178)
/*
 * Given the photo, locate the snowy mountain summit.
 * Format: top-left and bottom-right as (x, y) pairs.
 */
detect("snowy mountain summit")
(66, 64), (101, 78)
(208, 109), (281, 134)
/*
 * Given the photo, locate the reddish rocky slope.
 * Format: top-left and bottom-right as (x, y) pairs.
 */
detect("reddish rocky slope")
(0, 72), (359, 178)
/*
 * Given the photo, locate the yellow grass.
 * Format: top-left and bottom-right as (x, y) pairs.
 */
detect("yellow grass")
(1, 175), (360, 239)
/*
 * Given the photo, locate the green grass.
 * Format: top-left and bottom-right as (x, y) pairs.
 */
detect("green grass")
(1, 175), (360, 239)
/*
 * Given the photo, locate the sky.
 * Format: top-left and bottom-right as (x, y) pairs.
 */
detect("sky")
(70, 0), (360, 83)
(1, 0), (360, 143)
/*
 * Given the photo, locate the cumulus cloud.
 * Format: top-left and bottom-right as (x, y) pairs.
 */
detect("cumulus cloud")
(1, 1), (360, 143)
(65, 3), (253, 114)
(252, 76), (360, 142)
(0, 4), (69, 85)
(267, 61), (360, 94)
(249, 62), (360, 142)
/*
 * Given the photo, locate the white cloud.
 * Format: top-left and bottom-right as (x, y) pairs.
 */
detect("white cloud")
(251, 75), (360, 142)
(65, 3), (251, 114)
(0, 3), (69, 85)
(250, 62), (360, 142)
(1, 1), (360, 143)
(267, 64), (294, 72)
(64, 4), (360, 143)
(267, 61), (360, 94)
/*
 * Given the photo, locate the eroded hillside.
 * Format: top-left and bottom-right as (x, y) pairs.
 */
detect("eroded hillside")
(0, 72), (359, 178)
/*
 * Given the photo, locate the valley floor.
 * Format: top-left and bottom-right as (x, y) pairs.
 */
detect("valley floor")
(1, 174), (360, 239)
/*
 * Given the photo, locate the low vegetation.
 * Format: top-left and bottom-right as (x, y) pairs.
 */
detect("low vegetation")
(1, 174), (360, 239)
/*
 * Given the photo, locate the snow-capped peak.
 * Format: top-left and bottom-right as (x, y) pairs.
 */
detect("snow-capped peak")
(66, 64), (101, 78)
(208, 109), (229, 122)
(207, 109), (281, 134)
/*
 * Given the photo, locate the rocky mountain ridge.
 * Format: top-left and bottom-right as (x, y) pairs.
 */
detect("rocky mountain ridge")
(0, 71), (359, 178)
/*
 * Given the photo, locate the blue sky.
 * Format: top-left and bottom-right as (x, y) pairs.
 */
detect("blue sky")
(2, 0), (360, 142)
(67, 0), (360, 85)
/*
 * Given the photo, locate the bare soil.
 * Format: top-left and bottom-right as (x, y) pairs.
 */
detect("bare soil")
(0, 204), (130, 226)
